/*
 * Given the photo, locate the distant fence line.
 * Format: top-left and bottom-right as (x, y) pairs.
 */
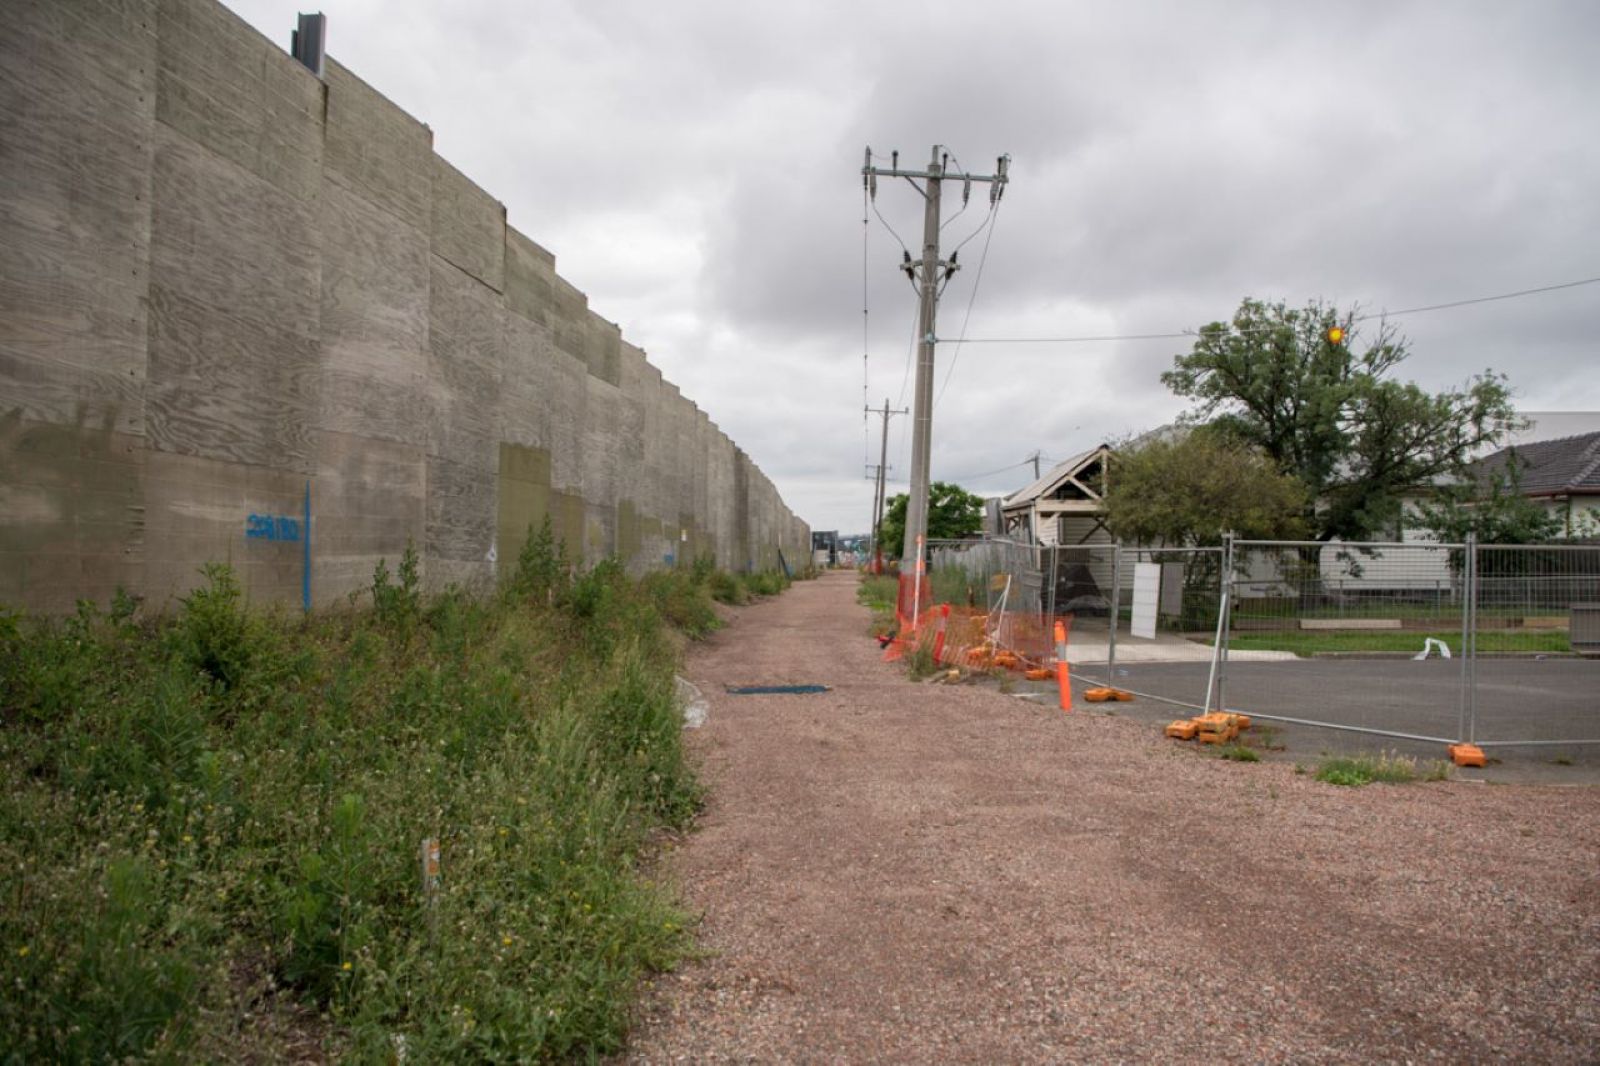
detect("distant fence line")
(921, 534), (1600, 749)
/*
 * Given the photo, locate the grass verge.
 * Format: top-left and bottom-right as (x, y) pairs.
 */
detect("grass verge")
(1224, 629), (1569, 656)
(0, 527), (766, 1061)
(857, 573), (898, 637)
(703, 559), (793, 607)
(1314, 751), (1452, 787)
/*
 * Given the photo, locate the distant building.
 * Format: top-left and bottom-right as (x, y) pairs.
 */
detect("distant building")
(811, 530), (839, 567)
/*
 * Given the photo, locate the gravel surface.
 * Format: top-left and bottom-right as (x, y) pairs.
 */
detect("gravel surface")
(625, 572), (1600, 1063)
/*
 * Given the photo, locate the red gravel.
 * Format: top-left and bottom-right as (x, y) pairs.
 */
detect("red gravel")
(625, 572), (1600, 1062)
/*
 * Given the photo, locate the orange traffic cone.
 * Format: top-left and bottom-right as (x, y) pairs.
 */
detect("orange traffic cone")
(1053, 620), (1071, 711)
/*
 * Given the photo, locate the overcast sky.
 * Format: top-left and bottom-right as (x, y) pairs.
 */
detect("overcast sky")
(228, 0), (1600, 533)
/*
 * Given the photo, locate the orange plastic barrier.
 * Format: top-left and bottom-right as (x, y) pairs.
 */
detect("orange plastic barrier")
(1448, 743), (1486, 768)
(1166, 712), (1250, 744)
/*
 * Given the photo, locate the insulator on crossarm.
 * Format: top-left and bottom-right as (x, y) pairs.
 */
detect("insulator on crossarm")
(963, 177), (971, 206)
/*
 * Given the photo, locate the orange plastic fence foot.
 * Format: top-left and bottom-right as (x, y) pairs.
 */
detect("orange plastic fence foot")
(1056, 661), (1072, 712)
(1448, 743), (1486, 768)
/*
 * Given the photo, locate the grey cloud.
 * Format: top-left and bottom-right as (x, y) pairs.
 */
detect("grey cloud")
(224, 0), (1599, 533)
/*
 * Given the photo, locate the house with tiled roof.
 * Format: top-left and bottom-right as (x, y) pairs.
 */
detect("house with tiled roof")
(1473, 430), (1600, 537)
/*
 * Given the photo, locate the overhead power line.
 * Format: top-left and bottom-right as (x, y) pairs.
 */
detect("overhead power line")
(934, 200), (1002, 411)
(952, 274), (1600, 346)
(943, 456), (1034, 483)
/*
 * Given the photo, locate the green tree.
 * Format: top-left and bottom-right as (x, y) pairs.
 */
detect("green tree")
(1163, 298), (1518, 542)
(1103, 429), (1309, 546)
(877, 481), (985, 559)
(1408, 454), (1562, 545)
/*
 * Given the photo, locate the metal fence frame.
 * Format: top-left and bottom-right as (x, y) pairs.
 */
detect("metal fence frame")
(916, 534), (1598, 749)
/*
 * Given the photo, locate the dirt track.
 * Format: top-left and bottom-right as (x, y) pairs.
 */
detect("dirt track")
(625, 572), (1600, 1063)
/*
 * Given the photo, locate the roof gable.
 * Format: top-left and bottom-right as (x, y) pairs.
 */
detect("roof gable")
(1003, 444), (1113, 510)
(1476, 430), (1600, 496)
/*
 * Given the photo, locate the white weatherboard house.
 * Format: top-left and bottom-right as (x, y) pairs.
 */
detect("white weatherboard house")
(1000, 444), (1114, 548)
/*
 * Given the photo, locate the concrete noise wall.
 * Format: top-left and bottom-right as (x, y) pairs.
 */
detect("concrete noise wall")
(0, 0), (810, 613)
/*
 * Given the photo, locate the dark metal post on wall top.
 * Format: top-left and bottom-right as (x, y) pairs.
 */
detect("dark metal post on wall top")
(291, 13), (327, 79)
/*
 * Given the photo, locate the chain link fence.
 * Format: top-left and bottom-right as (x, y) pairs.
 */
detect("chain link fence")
(1468, 543), (1600, 747)
(909, 534), (1599, 751)
(1063, 545), (1223, 710)
(1097, 536), (1600, 749)
(924, 538), (1054, 666)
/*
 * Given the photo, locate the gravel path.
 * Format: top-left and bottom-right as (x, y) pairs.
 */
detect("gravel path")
(625, 572), (1600, 1063)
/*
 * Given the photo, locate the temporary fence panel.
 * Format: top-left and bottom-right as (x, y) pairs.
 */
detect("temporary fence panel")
(892, 534), (1599, 753)
(1067, 544), (1223, 712)
(1220, 540), (1468, 744)
(925, 538), (1057, 667)
(1469, 543), (1600, 747)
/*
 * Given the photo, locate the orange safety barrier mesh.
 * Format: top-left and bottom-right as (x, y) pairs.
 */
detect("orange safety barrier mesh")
(881, 567), (1075, 672)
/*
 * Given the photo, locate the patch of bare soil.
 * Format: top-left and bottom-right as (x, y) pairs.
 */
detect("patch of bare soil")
(626, 572), (1600, 1063)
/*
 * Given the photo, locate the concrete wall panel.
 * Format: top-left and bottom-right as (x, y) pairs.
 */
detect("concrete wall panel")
(142, 448), (306, 607)
(0, 410), (146, 612)
(432, 156), (504, 292)
(311, 429), (424, 604)
(145, 124), (319, 473)
(323, 60), (431, 234)
(155, 0), (322, 201)
(317, 177), (430, 444)
(0, 0), (155, 437)
(1, 0), (809, 613)
(504, 229), (556, 328)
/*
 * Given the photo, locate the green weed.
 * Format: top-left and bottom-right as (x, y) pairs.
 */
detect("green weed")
(856, 574), (898, 611)
(706, 570), (748, 606)
(744, 570), (790, 597)
(1313, 751), (1446, 787)
(1216, 744), (1261, 762)
(906, 637), (940, 681)
(0, 551), (749, 1061)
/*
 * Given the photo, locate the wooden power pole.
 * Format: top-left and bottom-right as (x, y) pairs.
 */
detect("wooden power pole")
(862, 146), (1009, 565)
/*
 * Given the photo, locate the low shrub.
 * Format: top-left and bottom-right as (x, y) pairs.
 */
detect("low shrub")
(0, 549), (744, 1061)
(706, 570), (748, 606)
(640, 570), (720, 640)
(744, 570), (789, 597)
(1314, 751), (1448, 787)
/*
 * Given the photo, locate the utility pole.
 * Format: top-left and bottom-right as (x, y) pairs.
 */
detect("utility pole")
(1027, 450), (1042, 480)
(866, 398), (908, 573)
(863, 145), (1009, 566)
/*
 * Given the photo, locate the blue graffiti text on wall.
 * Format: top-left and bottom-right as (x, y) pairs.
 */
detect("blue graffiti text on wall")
(246, 514), (301, 542)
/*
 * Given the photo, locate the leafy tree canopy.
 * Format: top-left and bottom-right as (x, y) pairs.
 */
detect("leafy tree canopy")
(1163, 298), (1519, 542)
(1408, 455), (1562, 545)
(878, 481), (985, 558)
(1103, 427), (1309, 547)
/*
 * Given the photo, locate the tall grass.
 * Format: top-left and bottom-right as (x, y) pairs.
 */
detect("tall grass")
(1314, 751), (1452, 786)
(0, 526), (762, 1061)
